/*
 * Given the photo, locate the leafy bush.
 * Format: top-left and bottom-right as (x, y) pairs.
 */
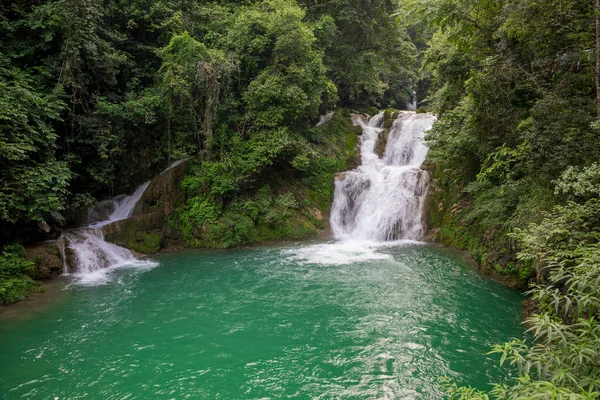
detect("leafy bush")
(175, 110), (359, 247)
(447, 199), (600, 398)
(555, 163), (600, 201)
(0, 244), (37, 305)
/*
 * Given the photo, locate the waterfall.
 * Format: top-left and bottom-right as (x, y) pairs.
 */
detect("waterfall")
(61, 181), (156, 283)
(161, 159), (187, 174)
(87, 181), (150, 228)
(316, 111), (335, 127)
(408, 92), (418, 111)
(57, 236), (68, 275)
(63, 228), (139, 272)
(330, 112), (436, 242)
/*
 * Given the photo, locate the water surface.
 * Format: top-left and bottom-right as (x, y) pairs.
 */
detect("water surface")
(0, 243), (524, 399)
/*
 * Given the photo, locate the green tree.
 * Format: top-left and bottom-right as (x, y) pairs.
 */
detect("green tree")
(160, 31), (235, 154)
(299, 0), (417, 107)
(235, 0), (336, 128)
(0, 54), (70, 226)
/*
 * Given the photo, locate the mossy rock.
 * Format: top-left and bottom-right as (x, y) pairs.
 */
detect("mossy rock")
(353, 106), (379, 116)
(127, 232), (162, 254)
(374, 108), (400, 158)
(289, 217), (319, 239)
(425, 165), (530, 289)
(104, 217), (164, 254)
(25, 243), (63, 280)
(383, 108), (399, 129)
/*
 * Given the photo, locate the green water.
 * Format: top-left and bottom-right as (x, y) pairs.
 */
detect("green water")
(0, 243), (524, 399)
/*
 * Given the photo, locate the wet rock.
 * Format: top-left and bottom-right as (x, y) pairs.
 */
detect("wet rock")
(102, 160), (189, 253)
(25, 242), (63, 280)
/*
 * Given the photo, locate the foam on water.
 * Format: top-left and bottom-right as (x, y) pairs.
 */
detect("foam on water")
(285, 111), (436, 265)
(283, 241), (392, 265)
(282, 240), (424, 266)
(61, 181), (155, 284)
(69, 258), (158, 286)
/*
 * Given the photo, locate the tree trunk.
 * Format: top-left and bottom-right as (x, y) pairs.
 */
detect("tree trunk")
(596, 0), (600, 119)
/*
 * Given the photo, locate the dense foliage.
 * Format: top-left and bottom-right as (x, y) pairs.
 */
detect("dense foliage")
(407, 0), (600, 397)
(443, 197), (600, 398)
(0, 0), (415, 301)
(0, 244), (37, 305)
(410, 0), (597, 276)
(3, 0), (600, 396)
(0, 0), (415, 246)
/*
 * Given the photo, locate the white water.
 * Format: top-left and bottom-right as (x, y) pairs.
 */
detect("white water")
(57, 237), (68, 275)
(88, 181), (150, 228)
(161, 159), (187, 174)
(331, 112), (435, 241)
(408, 92), (417, 111)
(62, 228), (156, 285)
(316, 111), (335, 127)
(62, 181), (156, 284)
(285, 111), (435, 265)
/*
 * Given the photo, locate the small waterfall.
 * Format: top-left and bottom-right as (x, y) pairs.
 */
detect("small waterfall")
(330, 112), (436, 242)
(57, 236), (68, 275)
(161, 159), (187, 174)
(316, 111), (335, 127)
(408, 92), (418, 111)
(61, 181), (154, 282)
(63, 228), (139, 274)
(88, 181), (150, 228)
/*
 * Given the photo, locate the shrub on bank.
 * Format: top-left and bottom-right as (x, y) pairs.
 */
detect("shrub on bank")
(0, 244), (38, 305)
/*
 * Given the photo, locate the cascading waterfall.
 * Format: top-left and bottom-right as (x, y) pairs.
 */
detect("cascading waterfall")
(61, 181), (155, 282)
(330, 112), (436, 242)
(161, 159), (187, 174)
(62, 228), (140, 276)
(316, 111), (335, 127)
(87, 181), (150, 227)
(284, 111), (436, 266)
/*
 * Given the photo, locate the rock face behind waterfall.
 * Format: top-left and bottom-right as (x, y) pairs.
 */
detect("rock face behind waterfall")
(330, 112), (436, 242)
(101, 160), (189, 253)
(51, 160), (189, 276)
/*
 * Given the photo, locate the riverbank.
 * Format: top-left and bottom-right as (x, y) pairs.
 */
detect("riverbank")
(0, 277), (71, 321)
(423, 161), (529, 290)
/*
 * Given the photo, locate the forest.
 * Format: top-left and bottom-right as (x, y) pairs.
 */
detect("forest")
(1, 0), (600, 398)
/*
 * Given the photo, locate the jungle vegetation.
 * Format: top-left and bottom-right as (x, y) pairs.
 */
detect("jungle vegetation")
(0, 0), (415, 242)
(1, 0), (600, 397)
(0, 0), (415, 301)
(407, 0), (600, 397)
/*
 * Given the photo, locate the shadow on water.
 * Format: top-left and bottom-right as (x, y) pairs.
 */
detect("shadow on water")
(0, 278), (72, 322)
